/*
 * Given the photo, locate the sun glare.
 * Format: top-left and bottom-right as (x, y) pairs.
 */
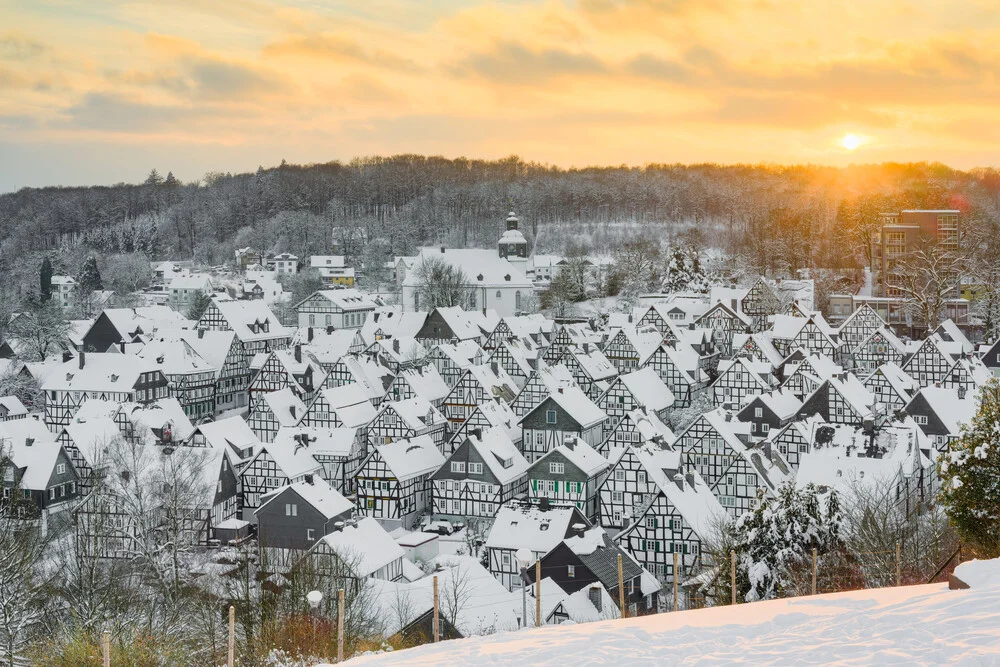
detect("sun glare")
(842, 133), (861, 150)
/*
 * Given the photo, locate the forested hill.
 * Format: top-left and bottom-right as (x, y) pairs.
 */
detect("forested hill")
(2, 155), (999, 281)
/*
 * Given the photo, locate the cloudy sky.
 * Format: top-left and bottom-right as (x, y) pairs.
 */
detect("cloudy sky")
(1, 0), (999, 191)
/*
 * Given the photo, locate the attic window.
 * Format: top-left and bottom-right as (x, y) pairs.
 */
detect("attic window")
(110, 374), (119, 383)
(539, 522), (549, 531)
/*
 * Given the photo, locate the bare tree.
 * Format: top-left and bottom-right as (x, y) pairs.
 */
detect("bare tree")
(8, 301), (70, 361)
(890, 241), (964, 330)
(438, 558), (474, 636)
(413, 257), (472, 310)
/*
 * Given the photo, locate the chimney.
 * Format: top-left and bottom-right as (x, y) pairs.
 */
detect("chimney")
(589, 585), (603, 612)
(685, 470), (695, 488)
(672, 471), (685, 490)
(24, 438), (34, 447)
(470, 427), (482, 440)
(563, 434), (575, 450)
(327, 325), (334, 334)
(628, 314), (633, 323)
(119, 341), (126, 353)
(62, 351), (73, 363)
(198, 327), (205, 339)
(959, 385), (967, 399)
(304, 474), (314, 485)
(490, 361), (498, 375)
(294, 344), (302, 364)
(725, 411), (732, 422)
(290, 405), (297, 420)
(572, 523), (586, 538)
(583, 342), (590, 354)
(557, 387), (564, 394)
(308, 326), (314, 343)
(334, 521), (345, 532)
(762, 441), (772, 460)
(440, 246), (446, 254)
(78, 352), (86, 370)
(393, 339), (400, 353)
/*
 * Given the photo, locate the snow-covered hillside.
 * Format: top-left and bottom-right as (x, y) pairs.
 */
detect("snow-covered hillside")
(339, 561), (1000, 666)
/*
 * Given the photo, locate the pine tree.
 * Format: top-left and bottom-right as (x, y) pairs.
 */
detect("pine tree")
(76, 255), (103, 292)
(939, 379), (1000, 556)
(733, 481), (842, 602)
(39, 257), (53, 302)
(186, 291), (213, 321)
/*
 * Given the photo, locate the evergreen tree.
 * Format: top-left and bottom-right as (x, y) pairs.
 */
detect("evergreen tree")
(144, 168), (164, 186)
(733, 481), (842, 602)
(186, 291), (213, 321)
(39, 257), (53, 302)
(76, 255), (103, 292)
(939, 380), (1000, 556)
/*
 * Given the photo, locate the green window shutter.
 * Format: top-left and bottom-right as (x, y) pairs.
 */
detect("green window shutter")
(653, 518), (658, 528)
(641, 540), (646, 550)
(655, 541), (661, 552)
(531, 479), (537, 492)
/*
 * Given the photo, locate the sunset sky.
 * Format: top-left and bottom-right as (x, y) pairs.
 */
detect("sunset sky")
(2, 0), (999, 191)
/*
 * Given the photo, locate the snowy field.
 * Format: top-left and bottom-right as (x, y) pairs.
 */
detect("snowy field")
(337, 562), (1000, 666)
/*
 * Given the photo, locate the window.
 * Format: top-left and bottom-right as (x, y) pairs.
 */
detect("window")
(496, 290), (502, 300)
(306, 528), (315, 541)
(754, 407), (762, 418)
(914, 415), (928, 425)
(645, 517), (656, 529)
(614, 469), (625, 481)
(535, 431), (544, 445)
(49, 488), (56, 500)
(56, 463), (66, 475)
(612, 491), (623, 502)
(285, 503), (298, 517)
(762, 424), (770, 434)
(549, 462), (565, 474)
(567, 565), (576, 578)
(451, 462), (466, 473)
(546, 410), (557, 424)
(637, 471), (646, 484)
(502, 551), (511, 566)
(468, 463), (483, 475)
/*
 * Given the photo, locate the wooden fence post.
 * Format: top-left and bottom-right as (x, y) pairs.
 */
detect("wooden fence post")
(618, 554), (626, 618)
(337, 589), (345, 663)
(811, 548), (818, 595)
(433, 575), (440, 642)
(228, 605), (235, 667)
(673, 551), (679, 612)
(896, 542), (903, 586)
(730, 550), (737, 605)
(535, 560), (541, 627)
(102, 630), (110, 667)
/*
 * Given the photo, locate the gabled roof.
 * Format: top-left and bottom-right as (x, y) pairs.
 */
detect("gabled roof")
(909, 386), (976, 434)
(298, 289), (376, 312)
(524, 386), (606, 429)
(274, 425), (356, 458)
(380, 397), (444, 431)
(258, 476), (353, 520)
(635, 447), (725, 540)
(394, 365), (448, 402)
(207, 298), (291, 343)
(535, 438), (609, 478)
(373, 435), (445, 481)
(40, 354), (164, 393)
(361, 306), (428, 344)
(864, 362), (918, 401)
(403, 248), (532, 288)
(732, 332), (784, 367)
(744, 388), (803, 421)
(616, 367), (675, 411)
(313, 517), (405, 578)
(0, 418), (69, 489)
(485, 503), (588, 552)
(461, 428), (530, 485)
(261, 388), (307, 427)
(248, 439), (322, 480)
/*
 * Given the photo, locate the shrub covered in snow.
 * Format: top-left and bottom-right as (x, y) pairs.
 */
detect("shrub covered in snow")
(939, 379), (1000, 557)
(733, 481), (842, 602)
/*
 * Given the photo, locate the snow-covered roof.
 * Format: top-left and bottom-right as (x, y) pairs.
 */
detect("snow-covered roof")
(260, 388), (307, 427)
(526, 387), (607, 429)
(617, 367), (676, 411)
(274, 425), (356, 458)
(381, 397), (444, 432)
(635, 447), (725, 540)
(464, 428), (530, 485)
(259, 476), (353, 520)
(360, 307), (427, 343)
(191, 416), (260, 454)
(537, 437), (609, 478)
(303, 289), (377, 312)
(313, 517), (405, 578)
(913, 386), (976, 434)
(0, 396), (27, 416)
(746, 388), (803, 421)
(394, 365), (448, 402)
(251, 439), (322, 480)
(208, 298), (291, 343)
(0, 419), (66, 490)
(485, 503), (585, 553)
(41, 354), (164, 393)
(374, 435), (445, 481)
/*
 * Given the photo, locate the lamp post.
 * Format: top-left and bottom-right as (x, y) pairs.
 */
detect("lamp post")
(307, 590), (323, 654)
(515, 548), (533, 630)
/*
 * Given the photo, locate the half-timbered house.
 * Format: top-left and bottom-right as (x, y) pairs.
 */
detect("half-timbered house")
(736, 388), (803, 439)
(901, 335), (962, 388)
(247, 388), (306, 443)
(797, 374), (877, 426)
(520, 387), (606, 462)
(642, 342), (704, 408)
(439, 363), (518, 428)
(295, 289), (377, 330)
(597, 368), (674, 439)
(863, 363), (918, 414)
(239, 440), (322, 520)
(485, 503), (590, 590)
(255, 476), (354, 567)
(431, 428), (529, 522)
(904, 386), (976, 451)
(558, 345), (618, 400)
(427, 340), (484, 389)
(526, 438), (610, 521)
(601, 327), (661, 374)
(305, 516), (405, 582)
(852, 327), (906, 374)
(354, 435), (445, 530)
(740, 278), (782, 331)
(612, 452), (725, 586)
(509, 364), (575, 417)
(710, 357), (773, 408)
(383, 364), (448, 406)
(367, 398), (447, 451)
(694, 301), (751, 356)
(597, 407), (674, 457)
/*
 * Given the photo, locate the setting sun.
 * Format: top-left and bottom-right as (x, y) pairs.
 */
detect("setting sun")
(842, 134), (861, 150)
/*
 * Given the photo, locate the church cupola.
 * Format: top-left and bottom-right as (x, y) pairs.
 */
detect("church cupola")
(499, 210), (528, 261)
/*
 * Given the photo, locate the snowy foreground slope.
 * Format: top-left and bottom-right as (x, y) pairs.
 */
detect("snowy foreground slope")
(336, 563), (1000, 666)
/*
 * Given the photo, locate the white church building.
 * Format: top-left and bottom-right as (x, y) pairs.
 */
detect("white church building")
(401, 212), (535, 317)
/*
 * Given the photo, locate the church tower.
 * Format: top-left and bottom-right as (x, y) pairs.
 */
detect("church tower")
(498, 211), (528, 269)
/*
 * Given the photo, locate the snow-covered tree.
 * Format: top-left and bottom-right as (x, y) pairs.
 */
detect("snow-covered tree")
(939, 379), (1000, 557)
(413, 257), (472, 310)
(8, 301), (70, 361)
(733, 481), (842, 602)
